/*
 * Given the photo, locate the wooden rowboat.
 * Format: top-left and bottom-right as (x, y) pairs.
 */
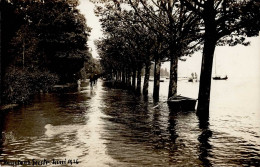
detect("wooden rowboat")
(167, 95), (197, 111)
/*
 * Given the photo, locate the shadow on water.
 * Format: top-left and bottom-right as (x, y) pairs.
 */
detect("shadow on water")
(197, 114), (213, 167)
(196, 110), (260, 167)
(100, 84), (193, 166)
(0, 110), (10, 155)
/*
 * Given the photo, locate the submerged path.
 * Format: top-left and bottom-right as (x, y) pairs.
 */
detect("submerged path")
(0, 79), (259, 166)
(79, 81), (118, 166)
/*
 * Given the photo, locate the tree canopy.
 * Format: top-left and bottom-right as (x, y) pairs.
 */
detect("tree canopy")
(94, 0), (260, 111)
(1, 0), (92, 103)
(180, 0), (260, 113)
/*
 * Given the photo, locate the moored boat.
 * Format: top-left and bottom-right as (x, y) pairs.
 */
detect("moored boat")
(213, 54), (228, 80)
(167, 95), (197, 111)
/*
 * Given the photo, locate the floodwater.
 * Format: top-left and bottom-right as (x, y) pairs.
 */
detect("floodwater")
(0, 77), (260, 166)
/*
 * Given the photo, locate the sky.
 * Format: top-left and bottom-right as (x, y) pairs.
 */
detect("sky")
(78, 0), (260, 79)
(77, 0), (103, 59)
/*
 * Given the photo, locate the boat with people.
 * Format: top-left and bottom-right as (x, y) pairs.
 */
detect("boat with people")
(188, 72), (198, 82)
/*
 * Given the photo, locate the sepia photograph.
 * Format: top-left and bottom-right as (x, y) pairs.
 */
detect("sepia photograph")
(0, 0), (260, 166)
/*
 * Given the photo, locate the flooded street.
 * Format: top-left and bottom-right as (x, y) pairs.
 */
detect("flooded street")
(0, 78), (260, 166)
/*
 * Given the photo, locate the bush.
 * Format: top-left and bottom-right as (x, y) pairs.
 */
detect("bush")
(3, 67), (59, 104)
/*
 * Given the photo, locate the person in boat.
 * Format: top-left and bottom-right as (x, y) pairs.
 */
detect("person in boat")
(194, 72), (198, 82)
(191, 73), (194, 79)
(188, 73), (194, 82)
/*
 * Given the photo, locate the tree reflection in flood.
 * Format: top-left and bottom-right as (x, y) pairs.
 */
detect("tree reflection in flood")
(198, 114), (213, 167)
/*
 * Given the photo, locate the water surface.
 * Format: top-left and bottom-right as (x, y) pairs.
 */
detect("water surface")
(0, 78), (259, 166)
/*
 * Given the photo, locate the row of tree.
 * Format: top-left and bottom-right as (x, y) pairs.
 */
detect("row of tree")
(0, 0), (92, 104)
(94, 0), (260, 113)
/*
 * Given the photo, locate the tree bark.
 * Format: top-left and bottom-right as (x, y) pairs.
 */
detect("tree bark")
(197, 36), (217, 114)
(143, 62), (151, 96)
(136, 66), (142, 94)
(168, 56), (178, 99)
(153, 57), (161, 100)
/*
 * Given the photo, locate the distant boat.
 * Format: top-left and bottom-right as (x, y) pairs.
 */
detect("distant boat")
(188, 72), (198, 82)
(149, 79), (164, 82)
(213, 54), (228, 80)
(213, 75), (228, 80)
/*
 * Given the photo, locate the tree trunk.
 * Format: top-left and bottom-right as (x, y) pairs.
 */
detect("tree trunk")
(122, 68), (125, 84)
(132, 68), (136, 89)
(117, 71), (120, 81)
(125, 71), (128, 85)
(168, 56), (178, 99)
(110, 70), (113, 81)
(153, 57), (161, 100)
(0, 10), (1, 105)
(22, 38), (25, 69)
(136, 66), (142, 94)
(115, 71), (118, 81)
(143, 62), (151, 96)
(197, 0), (217, 114)
(127, 69), (131, 87)
(197, 38), (217, 114)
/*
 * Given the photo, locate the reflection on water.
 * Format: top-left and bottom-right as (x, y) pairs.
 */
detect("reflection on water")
(0, 78), (260, 166)
(198, 115), (212, 167)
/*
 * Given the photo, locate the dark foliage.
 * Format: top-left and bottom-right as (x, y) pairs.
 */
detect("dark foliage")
(3, 67), (58, 104)
(0, 0), (91, 104)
